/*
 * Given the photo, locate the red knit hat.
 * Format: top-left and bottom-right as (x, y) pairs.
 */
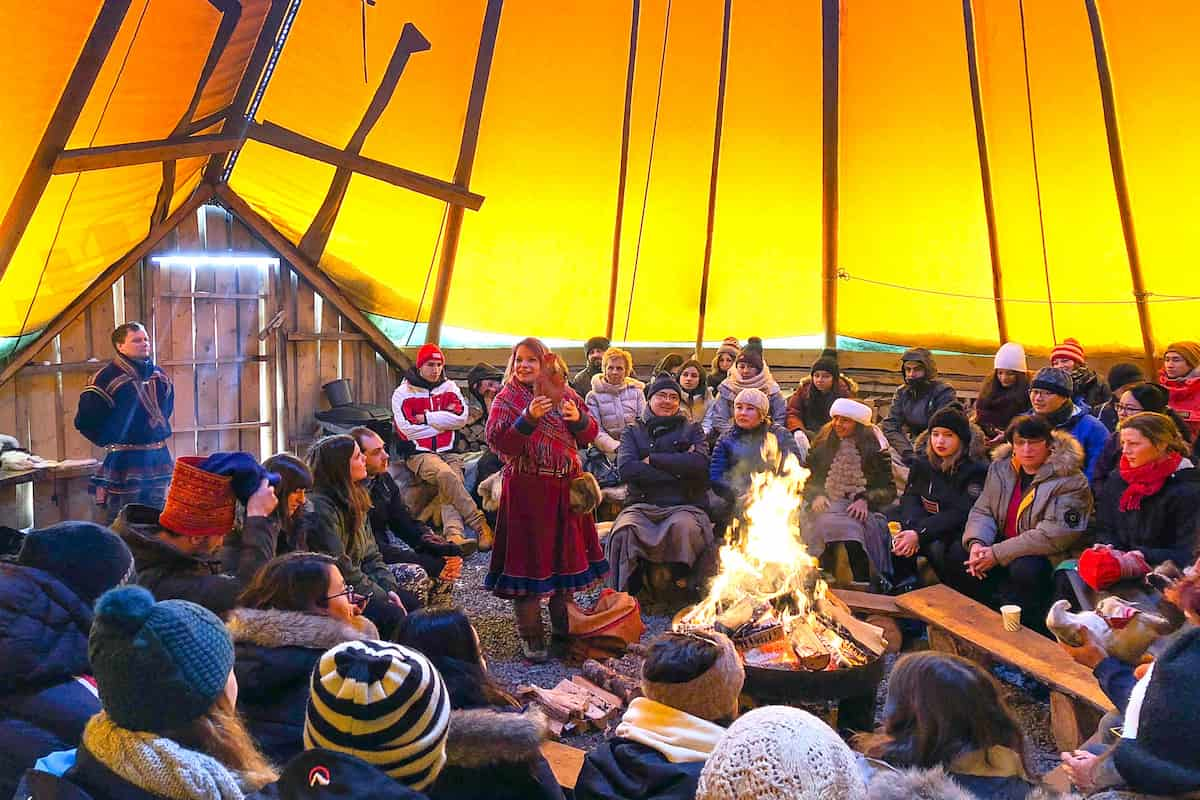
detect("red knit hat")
(416, 344), (444, 369)
(1051, 338), (1086, 366)
(158, 457), (236, 538)
(1078, 546), (1121, 591)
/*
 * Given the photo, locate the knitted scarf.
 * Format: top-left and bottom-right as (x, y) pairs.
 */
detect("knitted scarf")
(1119, 451), (1182, 511)
(975, 381), (1029, 434)
(487, 378), (585, 476)
(82, 712), (247, 800)
(1042, 399), (1076, 429)
(824, 439), (867, 501)
(719, 366), (778, 396)
(644, 410), (686, 440)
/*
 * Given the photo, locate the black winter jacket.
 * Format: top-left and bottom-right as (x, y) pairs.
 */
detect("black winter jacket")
(366, 471), (455, 576)
(617, 414), (709, 508)
(427, 708), (564, 800)
(111, 506), (278, 617)
(897, 430), (989, 547)
(881, 379), (958, 466)
(575, 738), (704, 800)
(1088, 461), (1200, 566)
(227, 608), (379, 764)
(0, 564), (101, 800)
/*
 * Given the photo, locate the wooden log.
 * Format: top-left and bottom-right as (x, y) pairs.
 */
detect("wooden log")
(581, 659), (642, 704)
(1049, 691), (1104, 753)
(53, 133), (242, 174)
(865, 614), (903, 655)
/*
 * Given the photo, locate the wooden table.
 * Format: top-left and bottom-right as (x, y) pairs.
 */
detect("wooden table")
(896, 584), (1116, 751)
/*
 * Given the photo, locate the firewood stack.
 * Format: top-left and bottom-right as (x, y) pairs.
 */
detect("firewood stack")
(517, 659), (642, 738)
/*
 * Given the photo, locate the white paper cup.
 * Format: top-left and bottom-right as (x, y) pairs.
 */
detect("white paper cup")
(1000, 605), (1022, 632)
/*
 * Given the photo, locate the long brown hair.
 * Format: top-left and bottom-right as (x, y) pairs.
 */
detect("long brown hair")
(162, 692), (278, 790)
(263, 453), (312, 543)
(979, 369), (1030, 403)
(306, 434), (371, 536)
(856, 652), (1028, 774)
(1119, 411), (1191, 458)
(237, 552), (337, 612)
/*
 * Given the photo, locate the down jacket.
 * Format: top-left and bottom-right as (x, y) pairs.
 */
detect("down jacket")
(228, 608), (378, 764)
(392, 370), (470, 455)
(702, 379), (788, 440)
(710, 422), (802, 498)
(1088, 457), (1200, 567)
(963, 431), (1093, 565)
(897, 426), (990, 549)
(1050, 403), (1111, 483)
(587, 374), (648, 454)
(0, 563), (102, 800)
(617, 413), (709, 508)
(881, 348), (958, 465)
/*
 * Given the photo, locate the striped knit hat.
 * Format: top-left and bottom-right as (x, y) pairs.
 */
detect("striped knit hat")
(304, 640), (451, 792)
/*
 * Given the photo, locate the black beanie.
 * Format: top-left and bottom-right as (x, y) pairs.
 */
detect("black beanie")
(18, 522), (134, 606)
(1107, 362), (1145, 394)
(735, 348), (764, 373)
(585, 336), (611, 354)
(811, 348), (840, 380)
(646, 372), (684, 403)
(927, 403), (972, 448)
(1125, 382), (1171, 413)
(279, 749), (424, 800)
(744, 337), (764, 356)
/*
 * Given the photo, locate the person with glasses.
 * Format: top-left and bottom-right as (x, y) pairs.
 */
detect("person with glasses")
(1027, 366), (1110, 484)
(227, 553), (379, 764)
(1092, 383), (1194, 491)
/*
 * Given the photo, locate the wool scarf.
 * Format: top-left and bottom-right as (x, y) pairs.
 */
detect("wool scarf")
(615, 698), (726, 764)
(824, 439), (868, 501)
(719, 366), (778, 396)
(1119, 451), (1182, 511)
(487, 378), (585, 476)
(82, 712), (248, 800)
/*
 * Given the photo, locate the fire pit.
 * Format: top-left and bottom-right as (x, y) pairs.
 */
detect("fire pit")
(671, 435), (887, 730)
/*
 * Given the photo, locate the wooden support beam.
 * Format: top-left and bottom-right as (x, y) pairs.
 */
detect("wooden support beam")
(820, 0), (840, 348)
(694, 0), (733, 358)
(215, 184), (412, 372)
(53, 134), (242, 174)
(1084, 0), (1157, 375)
(0, 184), (214, 387)
(0, 0), (133, 283)
(424, 0), (504, 345)
(606, 0), (640, 340)
(246, 120), (484, 211)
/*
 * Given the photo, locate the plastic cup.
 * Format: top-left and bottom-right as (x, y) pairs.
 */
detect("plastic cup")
(1001, 605), (1022, 632)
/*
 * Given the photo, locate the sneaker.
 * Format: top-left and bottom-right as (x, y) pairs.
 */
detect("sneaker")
(444, 533), (478, 557)
(476, 519), (495, 552)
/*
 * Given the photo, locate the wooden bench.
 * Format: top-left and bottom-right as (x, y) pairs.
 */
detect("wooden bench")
(541, 740), (587, 790)
(896, 584), (1116, 752)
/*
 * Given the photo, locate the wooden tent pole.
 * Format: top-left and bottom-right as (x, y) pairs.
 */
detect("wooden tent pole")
(0, 184), (213, 387)
(1084, 0), (1156, 375)
(424, 0), (504, 346)
(962, 0), (1008, 345)
(215, 185), (412, 371)
(693, 0), (734, 358)
(820, 0), (840, 349)
(0, 0), (133, 283)
(607, 0), (640, 340)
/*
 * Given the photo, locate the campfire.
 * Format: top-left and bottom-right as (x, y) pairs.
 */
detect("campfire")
(675, 434), (886, 671)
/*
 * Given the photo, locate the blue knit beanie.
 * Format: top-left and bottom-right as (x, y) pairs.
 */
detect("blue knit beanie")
(89, 586), (235, 733)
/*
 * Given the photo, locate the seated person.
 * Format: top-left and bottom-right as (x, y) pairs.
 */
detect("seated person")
(263, 452), (311, 553)
(1160, 340), (1200, 438)
(297, 434), (414, 638)
(945, 415), (1092, 633)
(0, 523), (133, 799)
(586, 346), (647, 458)
(229, 553), (378, 764)
(677, 358), (714, 423)
(1093, 382), (1192, 491)
(1050, 337), (1111, 413)
(1029, 366), (1111, 483)
(461, 363), (504, 506)
(111, 452), (280, 616)
(703, 347), (787, 443)
(353, 426), (465, 595)
(710, 387), (801, 509)
(785, 348), (858, 439)
(973, 342), (1031, 446)
(880, 347), (957, 467)
(890, 404), (988, 590)
(397, 608), (565, 800)
(576, 631), (744, 800)
(856, 652), (1039, 800)
(15, 586), (277, 798)
(1081, 411), (1200, 590)
(393, 343), (494, 551)
(801, 399), (896, 588)
(706, 336), (739, 394)
(1096, 362), (1146, 433)
(571, 335), (611, 398)
(607, 373), (715, 596)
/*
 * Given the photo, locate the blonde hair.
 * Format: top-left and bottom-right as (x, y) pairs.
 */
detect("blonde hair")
(603, 347), (634, 373)
(163, 692), (278, 790)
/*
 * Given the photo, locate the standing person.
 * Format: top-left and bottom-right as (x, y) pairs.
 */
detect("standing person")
(586, 346), (647, 456)
(1159, 340), (1200, 438)
(1050, 338), (1110, 412)
(299, 434), (412, 638)
(393, 344), (494, 551)
(1096, 362), (1145, 433)
(262, 453), (312, 553)
(677, 357), (713, 423)
(786, 348), (858, 438)
(572, 336), (612, 398)
(945, 416), (1092, 632)
(703, 347), (787, 441)
(485, 337), (610, 662)
(74, 321), (174, 521)
(0, 523), (134, 799)
(973, 342), (1031, 446)
(881, 347), (957, 466)
(1028, 367), (1111, 483)
(707, 337), (740, 393)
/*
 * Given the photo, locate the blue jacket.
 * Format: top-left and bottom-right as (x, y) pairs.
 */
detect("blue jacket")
(710, 423), (801, 497)
(1056, 403), (1111, 483)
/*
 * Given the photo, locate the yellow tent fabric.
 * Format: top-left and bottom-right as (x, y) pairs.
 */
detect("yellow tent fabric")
(3, 0), (1198, 355)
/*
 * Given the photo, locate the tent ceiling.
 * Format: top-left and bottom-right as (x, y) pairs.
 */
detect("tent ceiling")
(2, 0), (1198, 356)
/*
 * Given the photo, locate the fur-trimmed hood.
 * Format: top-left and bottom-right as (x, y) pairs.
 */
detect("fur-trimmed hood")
(990, 429), (1085, 478)
(443, 708), (550, 768)
(226, 607), (379, 649)
(866, 766), (1080, 800)
(913, 421), (989, 470)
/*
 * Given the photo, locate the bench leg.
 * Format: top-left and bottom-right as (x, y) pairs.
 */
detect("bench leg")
(1050, 691), (1104, 753)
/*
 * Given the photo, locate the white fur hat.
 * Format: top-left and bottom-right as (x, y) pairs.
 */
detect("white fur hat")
(994, 342), (1027, 372)
(829, 398), (872, 426)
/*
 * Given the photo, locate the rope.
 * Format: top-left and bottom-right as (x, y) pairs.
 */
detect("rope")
(403, 203), (450, 347)
(1017, 0), (1057, 342)
(837, 269), (1195, 304)
(5, 0), (153, 365)
(622, 0), (673, 341)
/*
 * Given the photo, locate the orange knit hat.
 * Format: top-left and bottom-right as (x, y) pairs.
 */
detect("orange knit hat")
(158, 456), (236, 537)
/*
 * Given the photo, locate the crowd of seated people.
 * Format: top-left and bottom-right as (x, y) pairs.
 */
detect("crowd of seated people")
(8, 332), (1200, 799)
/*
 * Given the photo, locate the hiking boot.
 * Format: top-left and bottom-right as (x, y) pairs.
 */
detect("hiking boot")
(444, 533), (478, 557)
(476, 519), (495, 552)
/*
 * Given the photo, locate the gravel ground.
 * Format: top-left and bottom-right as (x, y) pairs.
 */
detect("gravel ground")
(450, 551), (1059, 775)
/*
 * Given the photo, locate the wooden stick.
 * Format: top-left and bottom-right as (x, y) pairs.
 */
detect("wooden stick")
(820, 0), (840, 348)
(53, 134), (242, 174)
(0, 0), (133, 282)
(606, 0), (640, 340)
(0, 184), (214, 387)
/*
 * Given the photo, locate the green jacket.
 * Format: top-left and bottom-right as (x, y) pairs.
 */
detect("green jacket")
(300, 490), (398, 602)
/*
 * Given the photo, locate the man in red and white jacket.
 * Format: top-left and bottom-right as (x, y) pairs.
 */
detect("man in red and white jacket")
(392, 344), (494, 551)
